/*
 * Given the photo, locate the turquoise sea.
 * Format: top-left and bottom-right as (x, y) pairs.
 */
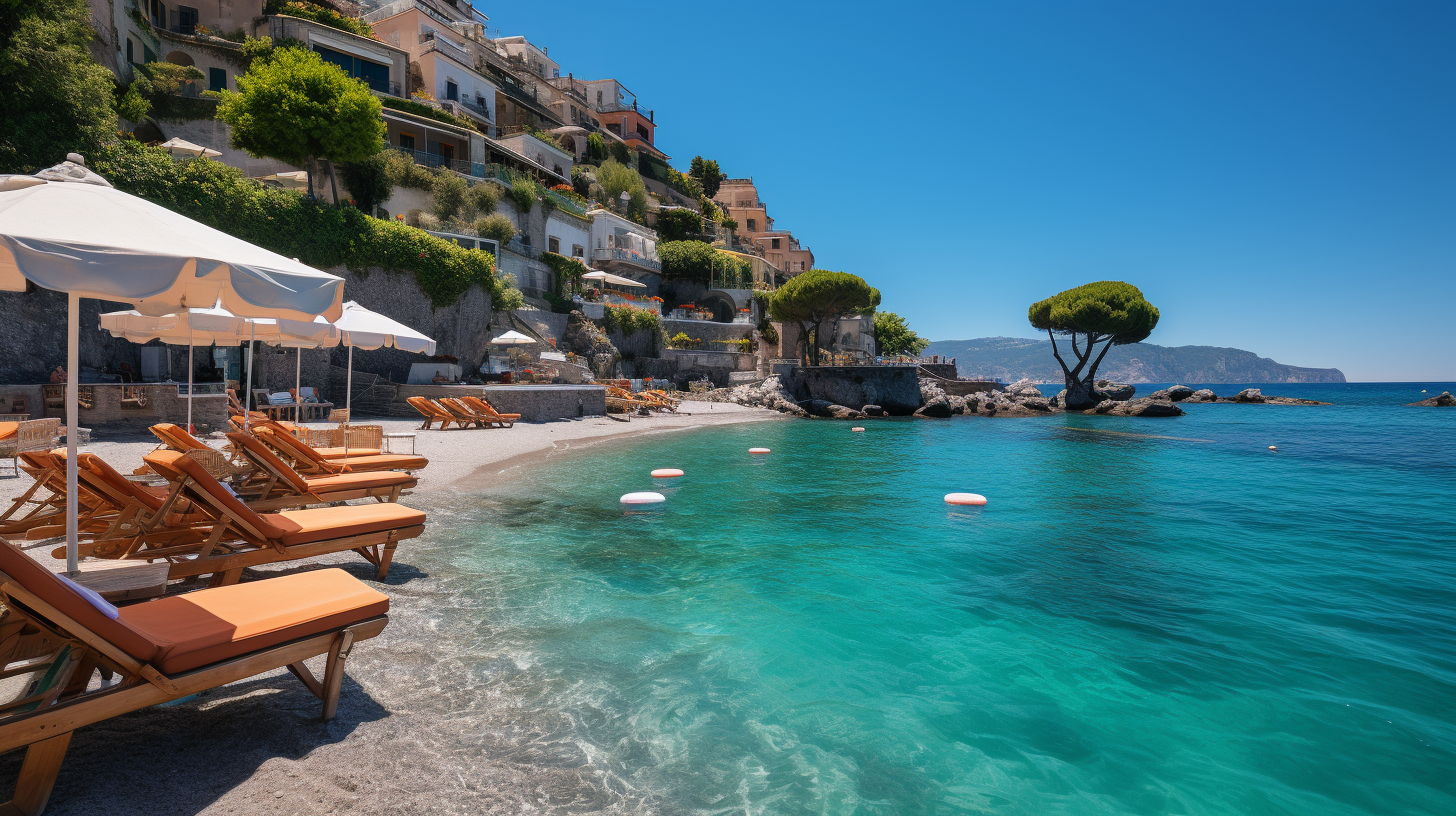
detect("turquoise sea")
(431, 383), (1455, 815)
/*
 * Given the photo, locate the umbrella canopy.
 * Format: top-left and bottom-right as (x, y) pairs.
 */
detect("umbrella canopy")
(334, 301), (436, 353)
(98, 303), (247, 345)
(582, 270), (646, 288)
(258, 170), (310, 190)
(489, 330), (536, 346)
(159, 137), (221, 158)
(0, 160), (347, 575)
(0, 174), (345, 321)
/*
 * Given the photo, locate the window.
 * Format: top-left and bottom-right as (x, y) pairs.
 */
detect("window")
(548, 236), (560, 253)
(439, 143), (454, 161)
(313, 46), (390, 94)
(445, 80), (458, 101)
(208, 67), (226, 92)
(399, 133), (415, 150)
(143, 45), (156, 64)
(572, 244), (584, 257)
(636, 124), (650, 141)
(176, 5), (197, 35)
(771, 238), (780, 249)
(747, 218), (756, 232)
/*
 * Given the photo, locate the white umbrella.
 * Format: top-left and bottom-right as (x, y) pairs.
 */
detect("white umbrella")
(0, 158), (345, 574)
(159, 137), (221, 159)
(489, 330), (536, 346)
(333, 301), (435, 422)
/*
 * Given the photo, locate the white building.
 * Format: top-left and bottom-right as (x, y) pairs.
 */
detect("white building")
(497, 133), (573, 179)
(586, 209), (660, 279)
(494, 35), (559, 79)
(545, 211), (590, 261)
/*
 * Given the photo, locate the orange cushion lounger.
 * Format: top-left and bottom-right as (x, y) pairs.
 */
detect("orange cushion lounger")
(0, 538), (388, 813)
(461, 396), (521, 425)
(135, 450), (425, 583)
(226, 432), (414, 510)
(258, 427), (428, 475)
(405, 396), (465, 430)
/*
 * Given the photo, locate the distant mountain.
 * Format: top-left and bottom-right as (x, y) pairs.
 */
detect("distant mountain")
(922, 337), (1346, 384)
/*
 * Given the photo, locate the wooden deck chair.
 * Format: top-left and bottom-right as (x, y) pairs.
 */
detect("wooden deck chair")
(460, 396), (521, 427)
(38, 452), (212, 559)
(434, 398), (489, 429)
(225, 388), (246, 417)
(255, 428), (428, 477)
(289, 387), (334, 421)
(405, 396), (464, 430)
(149, 422), (210, 453)
(228, 416), (379, 459)
(119, 449), (425, 583)
(0, 453), (78, 537)
(225, 432), (416, 511)
(0, 539), (388, 814)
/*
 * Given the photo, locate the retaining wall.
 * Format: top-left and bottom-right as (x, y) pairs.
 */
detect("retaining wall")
(784, 366), (923, 415)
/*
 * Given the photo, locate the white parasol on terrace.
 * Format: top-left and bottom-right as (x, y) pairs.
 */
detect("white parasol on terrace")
(582, 270), (646, 288)
(0, 157), (345, 574)
(489, 330), (536, 346)
(159, 137), (221, 159)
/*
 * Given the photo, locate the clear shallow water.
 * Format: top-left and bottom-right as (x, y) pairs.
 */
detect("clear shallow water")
(435, 383), (1455, 815)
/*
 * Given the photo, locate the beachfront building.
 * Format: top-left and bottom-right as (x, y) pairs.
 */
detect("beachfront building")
(588, 209), (660, 282)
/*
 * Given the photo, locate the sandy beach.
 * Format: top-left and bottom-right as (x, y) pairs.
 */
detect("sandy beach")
(0, 402), (781, 815)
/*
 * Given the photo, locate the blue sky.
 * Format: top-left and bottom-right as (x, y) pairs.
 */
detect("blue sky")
(488, 1), (1454, 381)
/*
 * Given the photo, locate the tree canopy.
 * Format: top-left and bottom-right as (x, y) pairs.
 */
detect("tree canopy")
(770, 270), (878, 365)
(1027, 281), (1159, 407)
(0, 0), (120, 172)
(689, 156), (725, 199)
(655, 209), (704, 243)
(595, 159), (647, 220)
(215, 47), (384, 198)
(873, 311), (930, 357)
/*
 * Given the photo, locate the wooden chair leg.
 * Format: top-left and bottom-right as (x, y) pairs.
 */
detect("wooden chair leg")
(208, 567), (245, 587)
(6, 732), (73, 816)
(375, 540), (398, 581)
(320, 630), (355, 721)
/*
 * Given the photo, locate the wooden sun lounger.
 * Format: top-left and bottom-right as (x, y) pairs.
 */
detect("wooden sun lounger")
(35, 452), (212, 559)
(0, 452), (119, 539)
(255, 428), (427, 477)
(0, 539), (388, 814)
(405, 396), (467, 430)
(118, 450), (425, 584)
(460, 397), (521, 427)
(434, 398), (491, 429)
(225, 432), (416, 511)
(227, 416), (381, 459)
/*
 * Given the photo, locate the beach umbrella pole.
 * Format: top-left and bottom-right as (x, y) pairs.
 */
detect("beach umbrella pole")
(243, 324), (254, 430)
(344, 345), (353, 456)
(186, 332), (193, 433)
(295, 348), (301, 422)
(65, 292), (79, 574)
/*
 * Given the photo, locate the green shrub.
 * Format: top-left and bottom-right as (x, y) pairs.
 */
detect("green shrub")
(265, 0), (373, 37)
(659, 240), (743, 282)
(608, 139), (633, 165)
(469, 182), (498, 215)
(339, 153), (392, 213)
(383, 149), (435, 190)
(475, 213), (516, 244)
(570, 165), (593, 198)
(541, 251), (588, 292)
(378, 96), (480, 133)
(431, 172), (468, 221)
(91, 141), (516, 308)
(585, 132), (607, 164)
(506, 177), (538, 215)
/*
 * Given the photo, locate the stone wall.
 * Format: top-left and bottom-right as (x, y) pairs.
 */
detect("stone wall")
(608, 327), (661, 360)
(0, 288), (142, 384)
(40, 384), (228, 435)
(661, 319), (753, 345)
(783, 366), (922, 415)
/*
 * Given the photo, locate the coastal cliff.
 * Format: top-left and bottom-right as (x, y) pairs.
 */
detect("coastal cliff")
(924, 337), (1346, 383)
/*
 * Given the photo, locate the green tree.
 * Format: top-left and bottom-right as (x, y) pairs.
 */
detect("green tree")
(215, 46), (384, 200)
(596, 159), (647, 219)
(468, 182), (498, 215)
(873, 311), (929, 357)
(659, 240), (722, 282)
(474, 213), (516, 245)
(689, 155), (725, 199)
(339, 153), (392, 213)
(0, 0), (120, 172)
(1027, 281), (1160, 408)
(769, 270), (877, 366)
(655, 209), (704, 243)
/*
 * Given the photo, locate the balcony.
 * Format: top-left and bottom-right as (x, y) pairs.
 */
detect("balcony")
(593, 246), (661, 273)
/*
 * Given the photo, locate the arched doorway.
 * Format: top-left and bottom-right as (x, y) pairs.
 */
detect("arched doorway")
(699, 292), (737, 323)
(165, 51), (194, 66)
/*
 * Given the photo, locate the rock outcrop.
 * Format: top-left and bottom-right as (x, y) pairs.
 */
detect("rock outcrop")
(1084, 397), (1185, 417)
(1408, 391), (1455, 407)
(1214, 388), (1330, 405)
(1148, 384), (1196, 402)
(1232, 388), (1266, 403)
(805, 399), (866, 419)
(1005, 379), (1044, 398)
(702, 375), (809, 417)
(563, 311), (620, 380)
(1188, 389), (1217, 402)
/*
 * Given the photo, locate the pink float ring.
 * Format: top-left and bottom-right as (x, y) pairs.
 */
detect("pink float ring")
(944, 493), (987, 506)
(748, 447), (771, 454)
(651, 468), (684, 478)
(620, 492), (665, 505)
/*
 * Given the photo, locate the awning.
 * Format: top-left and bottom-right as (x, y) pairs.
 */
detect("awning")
(583, 270), (646, 288)
(159, 137), (221, 158)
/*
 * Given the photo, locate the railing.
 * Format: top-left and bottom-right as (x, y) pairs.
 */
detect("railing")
(394, 146), (475, 176)
(595, 101), (642, 115)
(504, 238), (541, 260)
(592, 247), (661, 272)
(420, 35), (470, 64)
(543, 189), (587, 217)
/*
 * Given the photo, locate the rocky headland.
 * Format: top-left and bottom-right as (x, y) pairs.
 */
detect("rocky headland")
(702, 377), (1335, 419)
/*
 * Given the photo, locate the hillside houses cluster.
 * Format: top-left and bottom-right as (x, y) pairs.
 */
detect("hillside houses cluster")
(84, 0), (824, 331)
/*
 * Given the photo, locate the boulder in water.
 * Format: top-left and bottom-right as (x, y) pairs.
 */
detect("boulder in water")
(1408, 390), (1456, 407)
(1232, 388), (1266, 403)
(1096, 379), (1136, 401)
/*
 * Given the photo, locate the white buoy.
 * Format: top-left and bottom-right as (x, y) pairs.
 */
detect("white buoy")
(749, 447), (771, 454)
(945, 493), (987, 506)
(651, 468), (684, 478)
(851, 427), (865, 432)
(1268, 445), (1277, 451)
(620, 492), (665, 505)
